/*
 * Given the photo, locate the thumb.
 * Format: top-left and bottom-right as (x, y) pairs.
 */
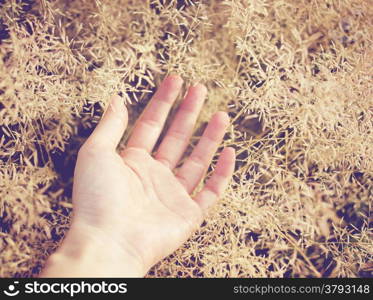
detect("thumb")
(86, 94), (128, 150)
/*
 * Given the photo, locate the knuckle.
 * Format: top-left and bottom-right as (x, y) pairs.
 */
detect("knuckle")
(78, 141), (101, 157)
(156, 157), (172, 169)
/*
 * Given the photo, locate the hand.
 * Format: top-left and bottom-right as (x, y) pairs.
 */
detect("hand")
(41, 75), (235, 277)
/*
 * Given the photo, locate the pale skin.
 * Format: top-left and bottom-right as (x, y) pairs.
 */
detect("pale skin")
(41, 75), (235, 277)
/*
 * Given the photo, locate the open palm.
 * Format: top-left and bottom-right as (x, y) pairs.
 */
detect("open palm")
(70, 75), (235, 275)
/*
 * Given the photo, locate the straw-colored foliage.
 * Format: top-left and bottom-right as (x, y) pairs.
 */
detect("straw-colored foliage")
(0, 0), (372, 277)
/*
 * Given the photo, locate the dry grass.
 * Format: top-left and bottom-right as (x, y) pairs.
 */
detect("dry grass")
(0, 0), (372, 278)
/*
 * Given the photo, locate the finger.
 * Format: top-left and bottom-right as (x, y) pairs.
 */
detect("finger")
(155, 83), (207, 169)
(84, 95), (128, 150)
(194, 147), (235, 212)
(125, 75), (183, 153)
(176, 111), (230, 193)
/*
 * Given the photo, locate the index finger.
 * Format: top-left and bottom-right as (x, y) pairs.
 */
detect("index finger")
(125, 75), (183, 153)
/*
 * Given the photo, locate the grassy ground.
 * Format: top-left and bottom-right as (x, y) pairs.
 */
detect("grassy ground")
(0, 0), (372, 277)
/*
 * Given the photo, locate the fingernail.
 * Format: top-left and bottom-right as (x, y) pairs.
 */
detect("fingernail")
(191, 80), (200, 87)
(191, 81), (207, 95)
(168, 73), (182, 81)
(110, 95), (124, 113)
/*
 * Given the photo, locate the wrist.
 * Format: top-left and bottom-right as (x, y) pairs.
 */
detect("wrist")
(41, 221), (146, 277)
